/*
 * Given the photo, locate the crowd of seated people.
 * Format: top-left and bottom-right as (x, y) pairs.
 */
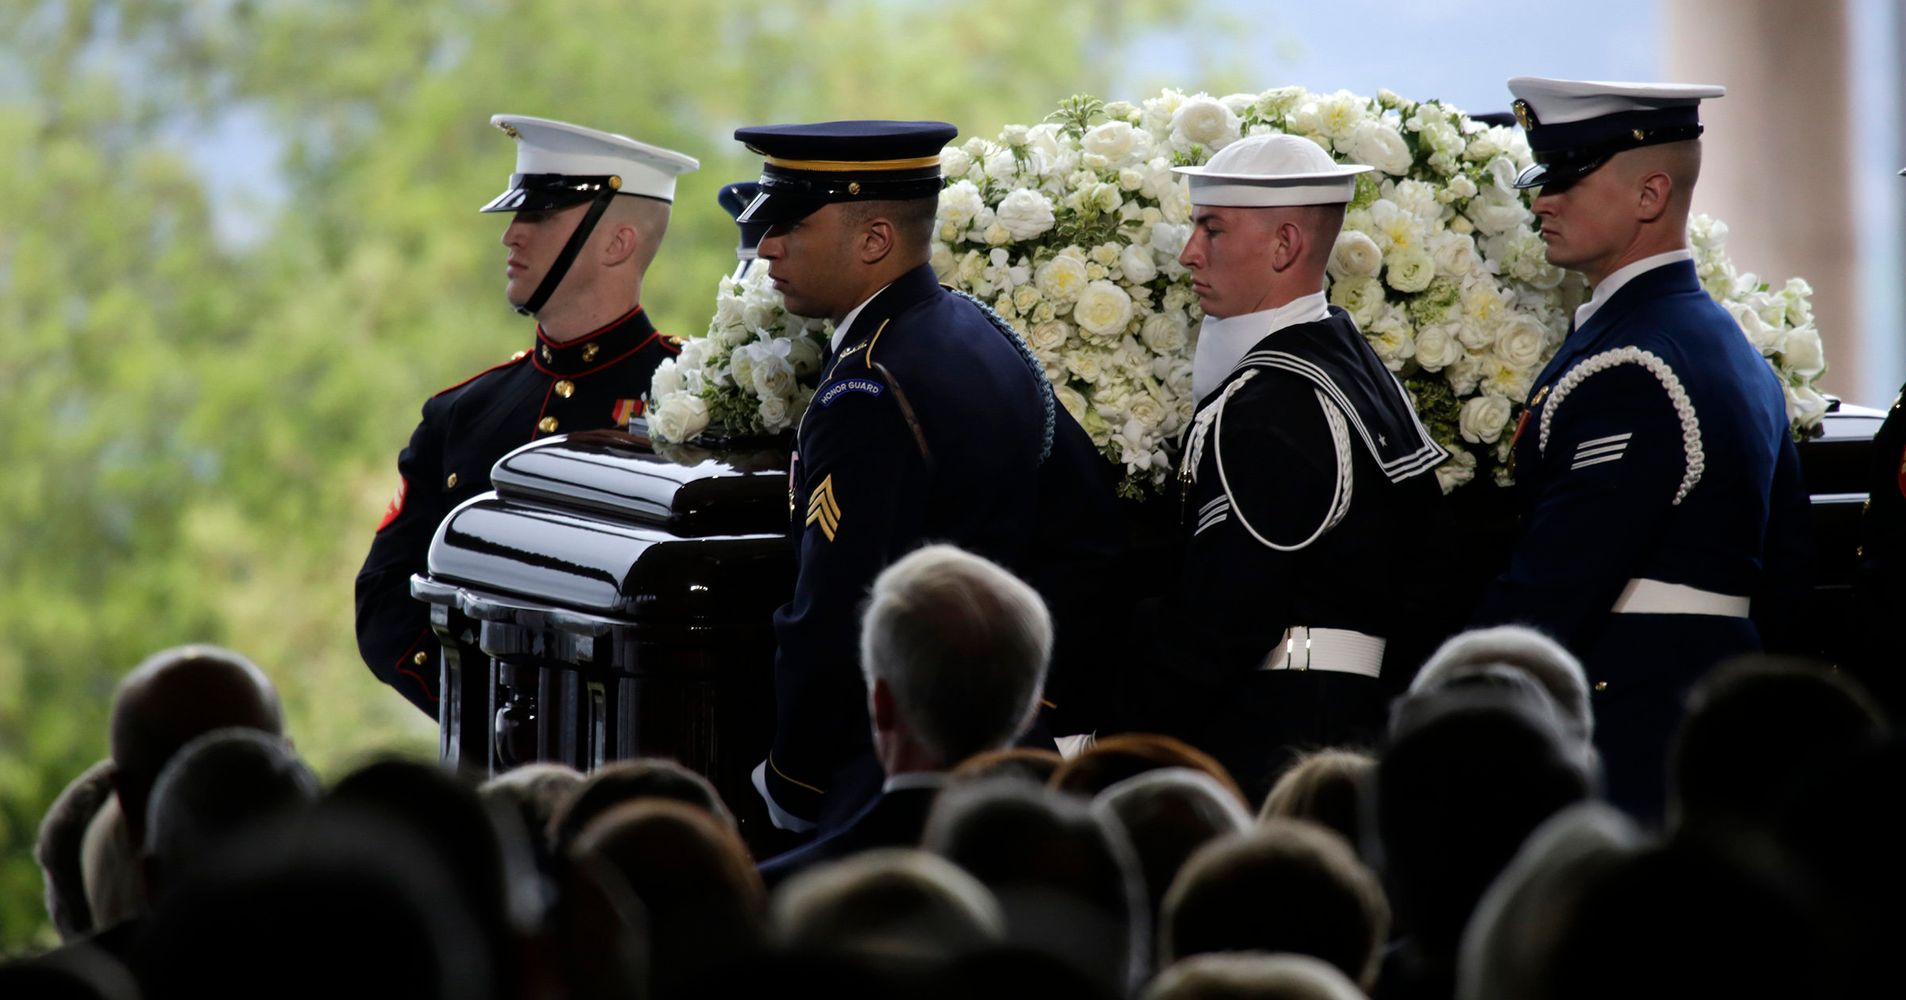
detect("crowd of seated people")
(10, 546), (1899, 1000)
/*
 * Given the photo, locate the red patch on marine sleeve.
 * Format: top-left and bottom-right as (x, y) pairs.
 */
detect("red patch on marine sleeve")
(376, 477), (408, 532)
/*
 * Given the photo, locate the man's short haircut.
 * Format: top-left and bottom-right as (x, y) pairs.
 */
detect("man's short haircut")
(1143, 952), (1369, 1000)
(839, 196), (938, 259)
(1260, 748), (1376, 851)
(146, 728), (319, 893)
(1094, 768), (1253, 923)
(771, 847), (1004, 961)
(480, 762), (584, 860)
(1161, 819), (1390, 990)
(605, 193), (671, 273)
(80, 796), (143, 931)
(860, 544), (1052, 765)
(548, 756), (734, 854)
(949, 746), (1065, 786)
(37, 759), (117, 940)
(1052, 733), (1246, 806)
(1410, 625), (1593, 746)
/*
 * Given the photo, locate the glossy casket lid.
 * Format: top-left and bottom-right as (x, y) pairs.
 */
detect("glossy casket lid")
(488, 429), (791, 538)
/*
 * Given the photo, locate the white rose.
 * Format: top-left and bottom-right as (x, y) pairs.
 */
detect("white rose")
(1343, 119), (1412, 175)
(1029, 319), (1072, 353)
(1787, 384), (1828, 427)
(1724, 301), (1785, 355)
(750, 354), (796, 400)
(677, 338), (711, 369)
(983, 222), (1012, 246)
(785, 335), (823, 377)
(1119, 244), (1158, 284)
(983, 146), (1018, 181)
(1465, 190), (1528, 236)
(1082, 120), (1140, 165)
(1139, 313), (1188, 354)
(1171, 97), (1240, 149)
(1127, 392), (1168, 428)
(1073, 280), (1135, 339)
(1064, 348), (1105, 383)
(757, 394), (792, 431)
(1780, 325), (1825, 375)
(1459, 394), (1514, 444)
(713, 290), (745, 329)
(1328, 230), (1384, 280)
(1055, 385), (1089, 425)
(1415, 324), (1464, 371)
(1496, 316), (1547, 369)
(929, 241), (956, 280)
(649, 358), (684, 399)
(1428, 230), (1481, 279)
(1435, 448), (1478, 492)
(939, 146), (973, 180)
(1012, 283), (1043, 314)
(938, 180), (985, 234)
(995, 188), (1056, 241)
(650, 395), (710, 443)
(1035, 254), (1089, 304)
(1384, 247), (1436, 293)
(1328, 276), (1385, 327)
(1149, 222), (1190, 258)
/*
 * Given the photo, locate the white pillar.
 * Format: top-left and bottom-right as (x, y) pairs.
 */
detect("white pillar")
(1662, 0), (1860, 399)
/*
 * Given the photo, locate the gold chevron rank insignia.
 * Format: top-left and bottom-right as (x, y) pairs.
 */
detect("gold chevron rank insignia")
(805, 474), (841, 541)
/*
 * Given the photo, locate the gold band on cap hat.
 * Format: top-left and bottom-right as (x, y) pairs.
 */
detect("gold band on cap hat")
(764, 153), (942, 172)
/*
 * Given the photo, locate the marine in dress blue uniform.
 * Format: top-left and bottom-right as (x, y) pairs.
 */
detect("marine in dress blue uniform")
(1125, 136), (1448, 799)
(355, 116), (698, 716)
(734, 121), (1122, 833)
(1472, 79), (1811, 819)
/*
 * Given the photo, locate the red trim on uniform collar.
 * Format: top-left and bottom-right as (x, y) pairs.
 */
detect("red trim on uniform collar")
(529, 305), (659, 377)
(534, 304), (645, 350)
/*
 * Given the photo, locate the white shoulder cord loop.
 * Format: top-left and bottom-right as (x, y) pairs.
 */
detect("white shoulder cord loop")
(1538, 346), (1705, 505)
(1204, 386), (1353, 552)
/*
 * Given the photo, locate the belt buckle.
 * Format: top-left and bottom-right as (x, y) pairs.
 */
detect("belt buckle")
(1284, 626), (1312, 671)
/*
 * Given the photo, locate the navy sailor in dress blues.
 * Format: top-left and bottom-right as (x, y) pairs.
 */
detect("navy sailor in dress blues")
(1124, 135), (1447, 800)
(734, 121), (1123, 836)
(354, 115), (697, 716)
(1472, 78), (1811, 821)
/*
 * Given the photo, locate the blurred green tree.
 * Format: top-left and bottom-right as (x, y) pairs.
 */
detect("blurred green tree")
(0, 0), (1233, 953)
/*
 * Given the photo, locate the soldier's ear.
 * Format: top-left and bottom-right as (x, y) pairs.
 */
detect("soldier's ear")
(1273, 218), (1306, 273)
(598, 221), (642, 268)
(1635, 169), (1674, 225)
(859, 216), (897, 266)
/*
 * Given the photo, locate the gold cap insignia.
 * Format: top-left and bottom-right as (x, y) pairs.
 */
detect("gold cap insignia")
(498, 121), (520, 139)
(1512, 99), (1536, 130)
(1632, 128), (1647, 141)
(847, 181), (861, 196)
(805, 474), (841, 542)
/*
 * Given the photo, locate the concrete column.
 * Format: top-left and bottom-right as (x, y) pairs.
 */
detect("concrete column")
(1662, 0), (1859, 398)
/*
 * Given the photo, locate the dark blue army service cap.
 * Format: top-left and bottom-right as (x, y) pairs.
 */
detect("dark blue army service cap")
(731, 120), (958, 225)
(718, 181), (769, 260)
(1507, 77), (1724, 190)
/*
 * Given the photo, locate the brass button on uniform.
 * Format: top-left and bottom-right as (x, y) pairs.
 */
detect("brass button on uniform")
(412, 651), (428, 666)
(538, 416), (559, 433)
(1593, 681), (1608, 692)
(581, 343), (600, 362)
(555, 379), (575, 398)
(511, 349), (528, 361)
(445, 472), (459, 489)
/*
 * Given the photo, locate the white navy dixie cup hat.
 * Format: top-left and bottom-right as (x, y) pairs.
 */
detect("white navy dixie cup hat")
(479, 114), (699, 213)
(1506, 77), (1724, 190)
(1172, 134), (1371, 207)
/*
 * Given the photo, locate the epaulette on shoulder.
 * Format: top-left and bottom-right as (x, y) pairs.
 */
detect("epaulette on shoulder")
(432, 349), (530, 398)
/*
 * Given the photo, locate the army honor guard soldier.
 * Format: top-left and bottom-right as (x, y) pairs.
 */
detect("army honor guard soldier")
(355, 115), (698, 716)
(1127, 135), (1447, 799)
(734, 121), (1120, 834)
(1473, 78), (1810, 818)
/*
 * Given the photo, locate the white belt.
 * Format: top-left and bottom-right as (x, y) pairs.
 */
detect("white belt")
(1260, 626), (1385, 678)
(1611, 578), (1751, 618)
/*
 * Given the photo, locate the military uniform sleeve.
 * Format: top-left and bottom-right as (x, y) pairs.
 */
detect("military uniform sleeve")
(762, 370), (929, 824)
(354, 402), (451, 718)
(1753, 431), (1814, 654)
(1474, 362), (1687, 646)
(1196, 377), (1343, 552)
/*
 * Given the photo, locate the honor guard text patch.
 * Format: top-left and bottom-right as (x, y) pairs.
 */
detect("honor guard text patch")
(817, 378), (883, 408)
(805, 474), (841, 541)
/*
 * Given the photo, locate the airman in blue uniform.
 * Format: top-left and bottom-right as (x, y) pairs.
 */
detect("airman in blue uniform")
(354, 116), (698, 716)
(733, 121), (1121, 833)
(1473, 79), (1811, 820)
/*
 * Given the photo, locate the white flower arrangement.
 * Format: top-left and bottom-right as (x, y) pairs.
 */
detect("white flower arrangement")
(649, 87), (1827, 496)
(646, 263), (829, 444)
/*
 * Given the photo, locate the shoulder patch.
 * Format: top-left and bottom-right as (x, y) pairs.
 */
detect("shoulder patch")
(817, 377), (885, 408)
(375, 477), (408, 533)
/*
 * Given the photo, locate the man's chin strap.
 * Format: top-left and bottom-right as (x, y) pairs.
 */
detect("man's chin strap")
(516, 189), (619, 318)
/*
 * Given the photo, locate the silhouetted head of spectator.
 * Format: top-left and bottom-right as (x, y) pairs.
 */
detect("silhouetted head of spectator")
(549, 756), (734, 855)
(572, 798), (765, 997)
(1375, 687), (1592, 980)
(861, 544), (1053, 776)
(109, 644), (283, 848)
(79, 796), (142, 932)
(1144, 952), (1369, 1000)
(1409, 625), (1593, 747)
(0, 946), (141, 1000)
(480, 761), (584, 863)
(36, 759), (117, 940)
(1161, 819), (1390, 990)
(924, 778), (1148, 994)
(949, 746), (1065, 786)
(771, 847), (1003, 963)
(1457, 803), (1644, 1000)
(1541, 839), (1822, 1000)
(943, 946), (1123, 1000)
(1052, 733), (1246, 805)
(1094, 767), (1252, 925)
(136, 808), (494, 1000)
(1671, 654), (1887, 836)
(144, 727), (319, 902)
(1261, 748), (1376, 852)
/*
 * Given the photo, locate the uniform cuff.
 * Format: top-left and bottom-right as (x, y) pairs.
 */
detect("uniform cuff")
(752, 758), (819, 833)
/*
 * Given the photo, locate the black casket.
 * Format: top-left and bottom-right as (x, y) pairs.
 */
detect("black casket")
(411, 429), (794, 843)
(414, 403), (1885, 842)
